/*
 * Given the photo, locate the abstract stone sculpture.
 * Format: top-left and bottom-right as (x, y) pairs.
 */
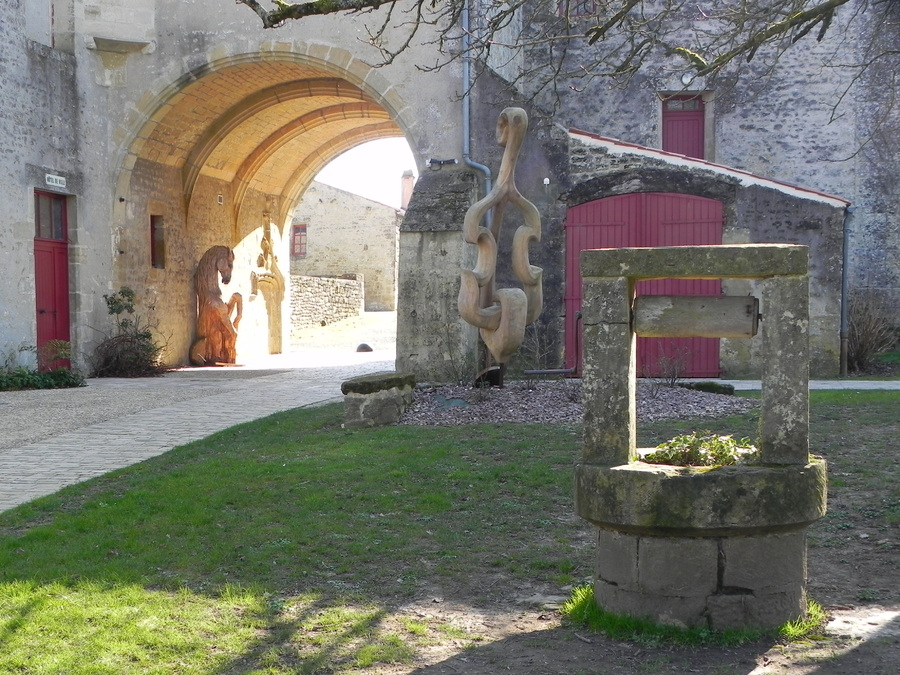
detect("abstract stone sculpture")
(458, 107), (543, 365)
(189, 245), (243, 366)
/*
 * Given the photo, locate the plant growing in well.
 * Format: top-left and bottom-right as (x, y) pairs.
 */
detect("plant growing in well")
(643, 431), (758, 467)
(561, 584), (827, 646)
(91, 287), (169, 377)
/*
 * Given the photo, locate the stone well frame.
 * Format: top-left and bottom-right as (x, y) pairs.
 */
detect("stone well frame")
(574, 244), (827, 630)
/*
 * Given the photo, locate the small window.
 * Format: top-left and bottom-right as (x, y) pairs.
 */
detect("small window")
(664, 97), (701, 112)
(150, 215), (166, 269)
(35, 191), (67, 241)
(292, 223), (308, 258)
(557, 0), (597, 18)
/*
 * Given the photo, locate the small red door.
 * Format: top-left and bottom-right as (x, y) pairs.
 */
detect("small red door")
(565, 193), (723, 377)
(34, 191), (70, 369)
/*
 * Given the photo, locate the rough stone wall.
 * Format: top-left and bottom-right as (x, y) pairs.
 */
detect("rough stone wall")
(852, 5), (900, 314)
(397, 168), (481, 383)
(0, 6), (84, 368)
(290, 275), (364, 332)
(291, 182), (400, 311)
(3, 0), (896, 379)
(511, 1), (898, 330)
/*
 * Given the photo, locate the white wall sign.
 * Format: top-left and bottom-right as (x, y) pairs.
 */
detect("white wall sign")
(45, 174), (67, 189)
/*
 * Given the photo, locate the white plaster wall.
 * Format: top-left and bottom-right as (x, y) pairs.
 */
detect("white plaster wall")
(24, 0), (52, 46)
(76, 0), (156, 43)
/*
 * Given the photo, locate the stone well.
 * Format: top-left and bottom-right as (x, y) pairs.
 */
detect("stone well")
(574, 244), (827, 631)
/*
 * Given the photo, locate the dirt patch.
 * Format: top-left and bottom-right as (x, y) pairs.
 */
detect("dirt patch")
(372, 383), (900, 674)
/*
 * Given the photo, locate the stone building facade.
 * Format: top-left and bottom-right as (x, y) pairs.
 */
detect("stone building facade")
(0, 0), (461, 369)
(1, 1), (896, 379)
(291, 181), (401, 312)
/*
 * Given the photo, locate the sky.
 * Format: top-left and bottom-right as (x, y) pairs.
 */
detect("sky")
(314, 137), (418, 209)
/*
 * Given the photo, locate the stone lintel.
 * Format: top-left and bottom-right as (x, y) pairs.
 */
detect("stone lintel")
(574, 459), (827, 534)
(580, 244), (808, 280)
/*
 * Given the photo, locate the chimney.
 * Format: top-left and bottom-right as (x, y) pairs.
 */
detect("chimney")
(400, 170), (415, 211)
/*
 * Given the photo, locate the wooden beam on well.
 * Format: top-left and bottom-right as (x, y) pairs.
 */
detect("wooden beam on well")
(633, 296), (759, 338)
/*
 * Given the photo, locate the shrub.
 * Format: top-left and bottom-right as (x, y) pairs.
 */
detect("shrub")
(0, 342), (85, 391)
(643, 431), (758, 467)
(848, 288), (897, 373)
(0, 365), (85, 391)
(91, 288), (169, 377)
(677, 381), (735, 395)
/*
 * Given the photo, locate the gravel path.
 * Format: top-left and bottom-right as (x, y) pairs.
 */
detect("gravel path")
(400, 379), (758, 426)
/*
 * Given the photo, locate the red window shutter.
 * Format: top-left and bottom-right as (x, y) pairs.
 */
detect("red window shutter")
(662, 96), (705, 160)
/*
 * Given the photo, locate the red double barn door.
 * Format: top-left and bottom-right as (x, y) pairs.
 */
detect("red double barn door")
(565, 193), (724, 377)
(34, 191), (71, 369)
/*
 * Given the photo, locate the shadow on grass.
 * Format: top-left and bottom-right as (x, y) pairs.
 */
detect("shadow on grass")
(0, 403), (584, 672)
(0, 392), (896, 673)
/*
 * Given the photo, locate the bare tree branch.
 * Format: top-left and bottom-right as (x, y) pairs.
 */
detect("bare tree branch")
(233, 0), (896, 120)
(235, 0), (389, 28)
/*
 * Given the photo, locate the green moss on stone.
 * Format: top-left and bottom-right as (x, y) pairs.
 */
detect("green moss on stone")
(341, 371), (415, 395)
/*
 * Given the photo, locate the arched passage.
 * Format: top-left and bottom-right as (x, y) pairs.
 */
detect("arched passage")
(113, 52), (415, 365)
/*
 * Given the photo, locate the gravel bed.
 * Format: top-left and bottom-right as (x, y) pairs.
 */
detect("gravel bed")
(399, 379), (758, 426)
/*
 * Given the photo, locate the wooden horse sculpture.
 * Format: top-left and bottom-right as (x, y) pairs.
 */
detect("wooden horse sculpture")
(189, 245), (243, 366)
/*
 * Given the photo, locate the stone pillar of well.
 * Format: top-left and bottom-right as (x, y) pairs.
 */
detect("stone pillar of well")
(574, 244), (827, 631)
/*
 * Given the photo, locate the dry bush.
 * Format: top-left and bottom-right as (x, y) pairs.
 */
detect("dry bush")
(848, 288), (897, 372)
(91, 288), (169, 377)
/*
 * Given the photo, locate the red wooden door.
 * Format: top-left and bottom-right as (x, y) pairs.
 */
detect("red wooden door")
(34, 191), (70, 368)
(565, 193), (723, 377)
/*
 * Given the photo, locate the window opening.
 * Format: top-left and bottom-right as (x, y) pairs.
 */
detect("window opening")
(150, 215), (166, 269)
(557, 0), (597, 18)
(35, 191), (67, 241)
(292, 223), (308, 258)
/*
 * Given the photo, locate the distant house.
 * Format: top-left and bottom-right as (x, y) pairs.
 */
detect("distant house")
(290, 181), (402, 312)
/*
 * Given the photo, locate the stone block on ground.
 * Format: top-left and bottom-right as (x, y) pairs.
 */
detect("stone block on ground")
(341, 371), (415, 428)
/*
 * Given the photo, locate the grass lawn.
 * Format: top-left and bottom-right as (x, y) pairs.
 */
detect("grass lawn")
(0, 389), (896, 673)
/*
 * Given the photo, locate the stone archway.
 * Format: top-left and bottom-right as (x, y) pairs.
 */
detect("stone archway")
(112, 48), (420, 365)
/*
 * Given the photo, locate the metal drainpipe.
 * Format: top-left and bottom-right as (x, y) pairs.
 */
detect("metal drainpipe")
(840, 205), (855, 376)
(461, 2), (492, 198)
(461, 0), (494, 377)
